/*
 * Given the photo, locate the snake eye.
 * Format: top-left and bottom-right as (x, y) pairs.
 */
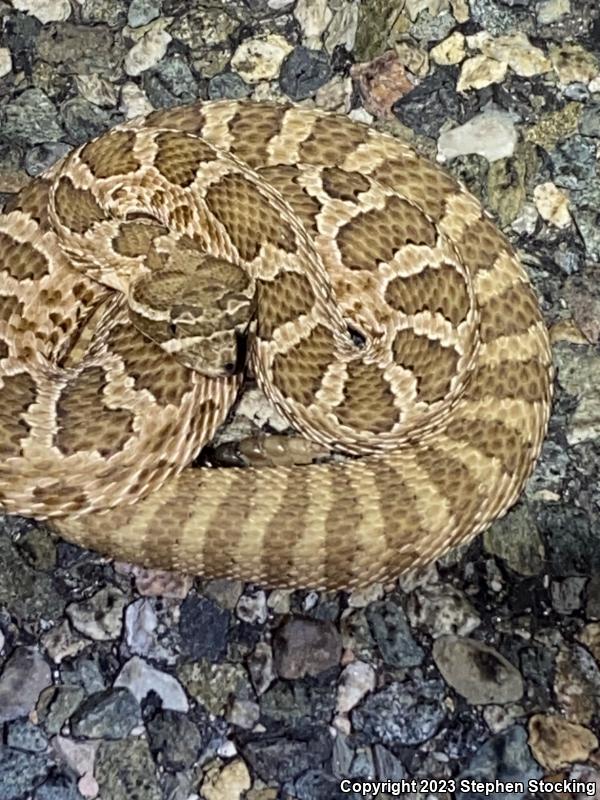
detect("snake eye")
(347, 325), (367, 348)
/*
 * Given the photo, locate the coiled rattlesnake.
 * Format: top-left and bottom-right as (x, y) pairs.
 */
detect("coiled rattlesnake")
(0, 100), (553, 590)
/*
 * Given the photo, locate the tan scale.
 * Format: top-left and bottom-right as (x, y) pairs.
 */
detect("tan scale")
(0, 100), (553, 590)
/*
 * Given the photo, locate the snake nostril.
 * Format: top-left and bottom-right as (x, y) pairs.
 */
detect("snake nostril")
(347, 325), (367, 349)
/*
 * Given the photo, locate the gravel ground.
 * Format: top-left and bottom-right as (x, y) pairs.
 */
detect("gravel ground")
(1, 1), (600, 799)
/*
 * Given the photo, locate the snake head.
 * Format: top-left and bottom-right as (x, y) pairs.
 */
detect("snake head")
(128, 254), (256, 378)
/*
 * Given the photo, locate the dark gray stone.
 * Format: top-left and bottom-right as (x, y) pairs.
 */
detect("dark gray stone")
(273, 617), (341, 679)
(60, 98), (113, 145)
(352, 676), (446, 746)
(128, 0), (161, 27)
(34, 772), (83, 800)
(280, 47), (332, 101)
(70, 687), (141, 739)
(179, 593), (230, 661)
(288, 769), (347, 800)
(208, 72), (251, 100)
(0, 746), (54, 800)
(0, 647), (52, 724)
(6, 719), (48, 753)
(0, 89), (65, 147)
(456, 725), (542, 800)
(143, 57), (199, 109)
(393, 67), (485, 138)
(366, 598), (424, 667)
(243, 727), (332, 783)
(580, 104), (600, 137)
(373, 745), (406, 781)
(146, 709), (203, 770)
(96, 738), (161, 800)
(25, 142), (71, 176)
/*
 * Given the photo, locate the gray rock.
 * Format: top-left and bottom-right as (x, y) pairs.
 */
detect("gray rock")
(80, 0), (127, 25)
(25, 142), (71, 177)
(587, 573), (600, 619)
(438, 110), (518, 162)
(407, 582), (481, 637)
(352, 676), (446, 745)
(36, 23), (126, 77)
(366, 598), (424, 667)
(6, 719), (48, 752)
(66, 586), (127, 641)
(60, 98), (113, 144)
(128, 0), (161, 27)
(551, 576), (587, 614)
(208, 72), (251, 100)
(273, 617), (342, 679)
(177, 658), (250, 716)
(143, 56), (199, 108)
(289, 769), (346, 800)
(0, 647), (52, 723)
(373, 745), (406, 780)
(484, 506), (545, 576)
(0, 746), (54, 800)
(0, 531), (66, 627)
(433, 636), (524, 705)
(280, 46), (332, 101)
(179, 592), (230, 662)
(96, 738), (161, 800)
(146, 709), (204, 770)
(34, 772), (83, 800)
(243, 727), (332, 783)
(410, 9), (456, 42)
(115, 656), (189, 712)
(70, 687), (141, 739)
(580, 104), (600, 137)
(123, 597), (176, 664)
(394, 66), (482, 138)
(261, 678), (336, 724)
(0, 89), (65, 146)
(37, 686), (86, 736)
(456, 725), (542, 800)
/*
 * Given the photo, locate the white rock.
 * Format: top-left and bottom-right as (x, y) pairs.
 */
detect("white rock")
(533, 182), (571, 228)
(236, 589), (268, 625)
(231, 34), (293, 83)
(0, 48), (12, 78)
(511, 203), (539, 236)
(12, 0), (71, 23)
(405, 0), (449, 20)
(438, 109), (518, 162)
(268, 0), (294, 7)
(537, 0), (570, 24)
(201, 758), (252, 800)
(348, 107), (374, 125)
(125, 598), (158, 655)
(125, 27), (172, 76)
(336, 660), (376, 714)
(325, 2), (359, 53)
(450, 0), (470, 22)
(431, 31), (466, 66)
(115, 656), (189, 711)
(550, 43), (600, 85)
(294, 0), (332, 48)
(119, 82), (154, 119)
(74, 74), (118, 107)
(457, 55), (508, 92)
(481, 32), (551, 77)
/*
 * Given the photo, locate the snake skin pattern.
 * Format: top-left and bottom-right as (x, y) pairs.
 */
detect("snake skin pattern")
(0, 100), (553, 590)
